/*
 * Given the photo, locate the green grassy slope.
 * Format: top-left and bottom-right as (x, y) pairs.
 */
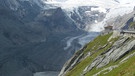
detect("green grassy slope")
(65, 33), (116, 76)
(65, 32), (135, 76)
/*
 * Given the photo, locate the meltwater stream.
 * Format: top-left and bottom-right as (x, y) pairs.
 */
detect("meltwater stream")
(34, 71), (59, 76)
(64, 32), (100, 50)
(34, 32), (99, 76)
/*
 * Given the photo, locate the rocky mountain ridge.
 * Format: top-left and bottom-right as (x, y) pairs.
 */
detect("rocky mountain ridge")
(0, 0), (85, 76)
(59, 9), (135, 76)
(0, 0), (135, 76)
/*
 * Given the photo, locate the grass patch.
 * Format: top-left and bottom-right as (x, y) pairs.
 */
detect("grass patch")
(65, 32), (135, 76)
(86, 43), (135, 76)
(65, 56), (93, 76)
(85, 37), (119, 76)
(83, 33), (113, 54)
(65, 33), (119, 76)
(104, 50), (135, 76)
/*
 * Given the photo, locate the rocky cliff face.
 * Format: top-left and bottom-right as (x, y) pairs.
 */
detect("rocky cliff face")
(1, 0), (134, 76)
(59, 11), (135, 76)
(0, 0), (84, 76)
(66, 6), (106, 30)
(59, 32), (135, 76)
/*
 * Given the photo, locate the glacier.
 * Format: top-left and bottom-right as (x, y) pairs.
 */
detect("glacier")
(44, 0), (135, 32)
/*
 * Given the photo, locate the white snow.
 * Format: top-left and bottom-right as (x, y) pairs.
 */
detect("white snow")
(61, 0), (118, 9)
(91, 7), (106, 13)
(95, 20), (98, 23)
(43, 0), (135, 32)
(85, 3), (135, 32)
(118, 0), (135, 4)
(85, 22), (105, 32)
(105, 5), (134, 20)
(74, 8), (82, 20)
(85, 11), (91, 13)
(43, 0), (118, 10)
(95, 14), (98, 16)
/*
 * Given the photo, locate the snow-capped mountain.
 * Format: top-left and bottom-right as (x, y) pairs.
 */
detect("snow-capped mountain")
(0, 0), (135, 76)
(44, 0), (135, 32)
(0, 0), (84, 76)
(62, 6), (106, 31)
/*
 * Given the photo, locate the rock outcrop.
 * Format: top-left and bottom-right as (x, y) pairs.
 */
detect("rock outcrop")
(59, 30), (135, 76)
(83, 37), (135, 75)
(59, 11), (135, 75)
